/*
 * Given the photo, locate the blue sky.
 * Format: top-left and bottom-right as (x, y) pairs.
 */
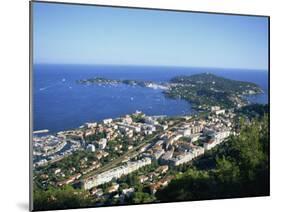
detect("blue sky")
(33, 2), (268, 70)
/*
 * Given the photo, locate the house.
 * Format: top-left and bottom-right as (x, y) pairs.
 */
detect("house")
(96, 138), (107, 149)
(86, 144), (95, 152)
(215, 109), (225, 115)
(107, 183), (120, 193)
(203, 140), (216, 151)
(138, 175), (149, 183)
(103, 118), (113, 125)
(155, 165), (169, 174)
(122, 188), (135, 197)
(211, 106), (220, 112)
(54, 168), (61, 175)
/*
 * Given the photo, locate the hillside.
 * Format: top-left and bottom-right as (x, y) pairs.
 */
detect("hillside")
(165, 73), (262, 109)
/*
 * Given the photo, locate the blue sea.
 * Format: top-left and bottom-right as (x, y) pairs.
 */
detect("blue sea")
(33, 64), (268, 133)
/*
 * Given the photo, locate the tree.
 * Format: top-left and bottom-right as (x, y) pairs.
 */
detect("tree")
(131, 192), (156, 203)
(33, 185), (93, 211)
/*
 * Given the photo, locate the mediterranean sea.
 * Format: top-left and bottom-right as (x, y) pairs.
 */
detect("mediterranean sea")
(33, 64), (268, 133)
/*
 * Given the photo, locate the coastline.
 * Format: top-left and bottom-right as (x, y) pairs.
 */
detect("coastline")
(33, 65), (268, 133)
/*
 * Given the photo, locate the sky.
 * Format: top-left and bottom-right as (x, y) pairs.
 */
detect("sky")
(33, 2), (269, 70)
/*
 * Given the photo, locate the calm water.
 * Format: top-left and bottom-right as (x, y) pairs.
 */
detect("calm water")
(33, 64), (268, 133)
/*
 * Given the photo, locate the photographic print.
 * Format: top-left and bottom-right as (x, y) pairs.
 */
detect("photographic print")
(30, 1), (269, 211)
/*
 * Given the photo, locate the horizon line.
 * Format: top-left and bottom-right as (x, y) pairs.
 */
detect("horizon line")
(33, 63), (268, 72)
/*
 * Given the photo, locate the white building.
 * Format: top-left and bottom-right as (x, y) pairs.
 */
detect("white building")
(204, 130), (230, 150)
(122, 115), (133, 125)
(117, 123), (141, 133)
(179, 128), (191, 137)
(96, 138), (107, 150)
(160, 150), (174, 164)
(54, 168), (61, 175)
(170, 152), (193, 166)
(190, 133), (201, 142)
(153, 149), (165, 160)
(87, 144), (96, 152)
(215, 109), (225, 115)
(103, 118), (113, 125)
(190, 146), (205, 157)
(85, 122), (97, 128)
(83, 158), (152, 190)
(145, 117), (159, 125)
(122, 188), (135, 197)
(214, 130), (230, 143)
(161, 125), (168, 130)
(211, 106), (220, 112)
(203, 140), (216, 151)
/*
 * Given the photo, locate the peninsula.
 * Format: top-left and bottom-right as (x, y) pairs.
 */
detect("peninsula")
(77, 73), (263, 110)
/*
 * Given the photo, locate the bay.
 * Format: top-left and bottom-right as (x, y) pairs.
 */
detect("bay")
(33, 64), (268, 133)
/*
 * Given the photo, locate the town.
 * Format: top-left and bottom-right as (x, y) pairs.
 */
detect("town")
(33, 105), (237, 205)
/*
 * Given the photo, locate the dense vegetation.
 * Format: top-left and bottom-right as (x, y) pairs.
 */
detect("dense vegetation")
(33, 185), (93, 211)
(77, 73), (263, 110)
(156, 114), (269, 201)
(166, 73), (262, 109)
(170, 73), (261, 93)
(236, 104), (269, 119)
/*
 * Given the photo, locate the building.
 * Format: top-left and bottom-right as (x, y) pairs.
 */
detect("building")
(178, 128), (191, 136)
(169, 153), (193, 166)
(86, 144), (96, 152)
(138, 175), (149, 183)
(54, 168), (61, 175)
(211, 106), (220, 112)
(107, 183), (120, 193)
(149, 176), (174, 194)
(57, 173), (81, 187)
(190, 145), (205, 157)
(122, 115), (133, 125)
(117, 122), (141, 133)
(160, 125), (168, 130)
(190, 133), (201, 142)
(152, 149), (165, 160)
(203, 130), (231, 150)
(122, 188), (135, 197)
(103, 118), (113, 125)
(82, 158), (152, 190)
(144, 116), (159, 125)
(160, 150), (174, 164)
(191, 124), (202, 134)
(214, 130), (231, 142)
(142, 124), (156, 134)
(203, 140), (216, 151)
(85, 129), (96, 137)
(203, 128), (216, 136)
(215, 109), (225, 115)
(96, 138), (107, 150)
(155, 165), (169, 174)
(85, 122), (97, 129)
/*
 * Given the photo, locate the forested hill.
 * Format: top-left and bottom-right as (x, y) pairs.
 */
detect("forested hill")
(166, 73), (263, 109)
(170, 73), (261, 94)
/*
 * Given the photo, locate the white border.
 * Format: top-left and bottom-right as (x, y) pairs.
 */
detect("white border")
(0, 0), (280, 212)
